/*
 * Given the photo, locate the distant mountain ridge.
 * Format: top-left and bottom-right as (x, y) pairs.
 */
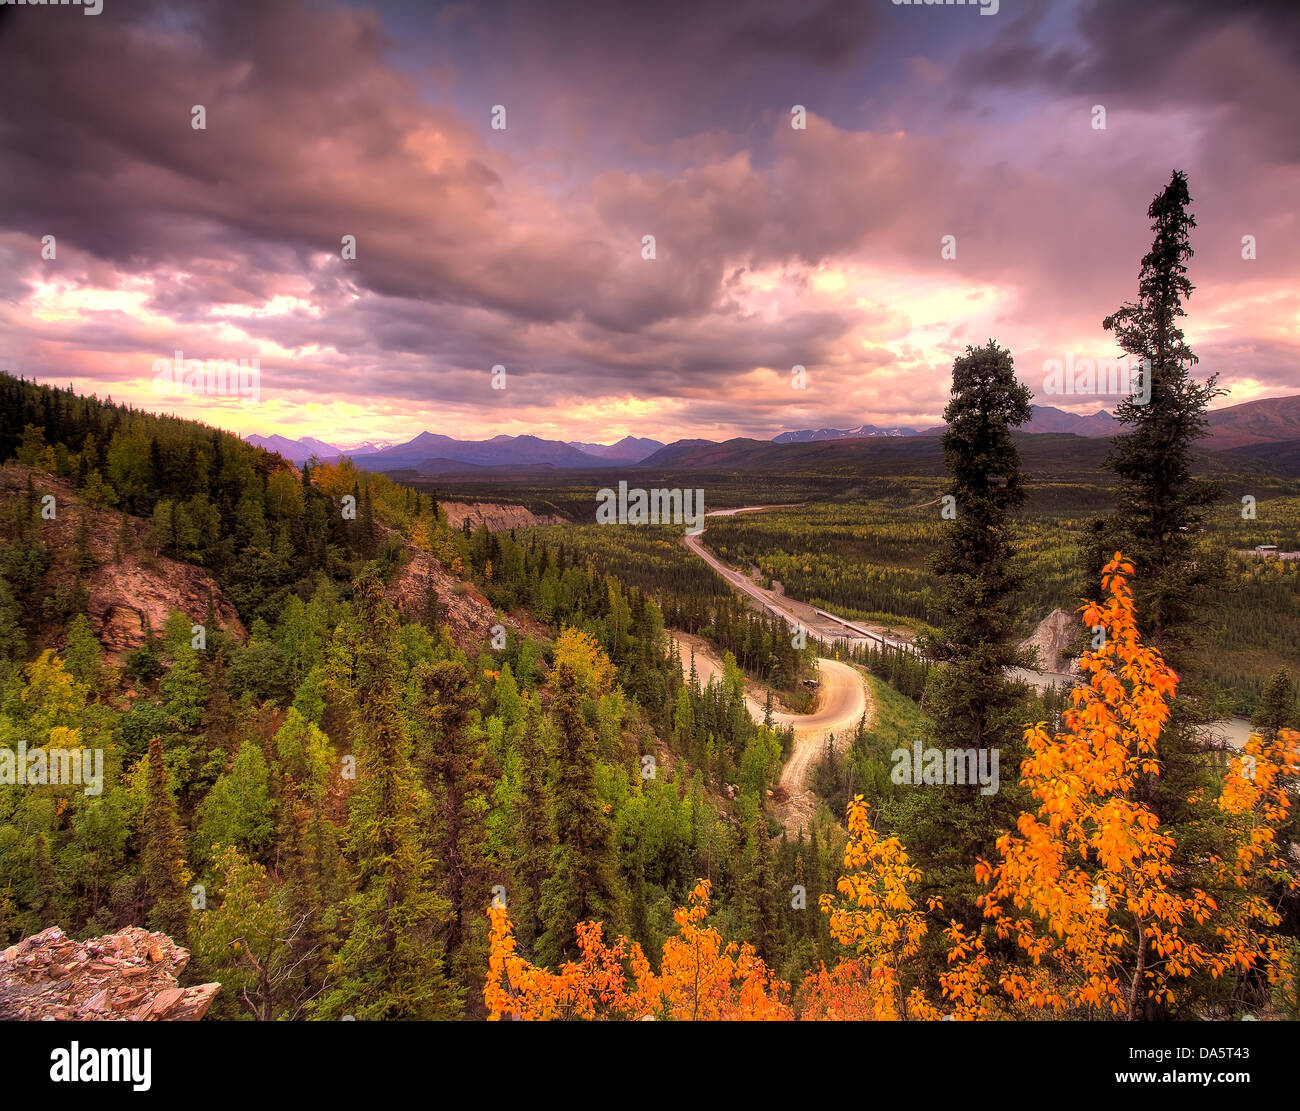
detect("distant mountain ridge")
(244, 393), (1300, 471)
(772, 424), (918, 443)
(245, 434), (390, 464)
(773, 407), (1121, 442)
(1205, 394), (1300, 449)
(1024, 405), (1119, 437)
(566, 436), (665, 462)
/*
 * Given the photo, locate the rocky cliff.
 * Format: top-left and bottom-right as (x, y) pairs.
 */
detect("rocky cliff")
(0, 925), (220, 1021)
(439, 500), (565, 530)
(1019, 607), (1080, 675)
(0, 465), (246, 656)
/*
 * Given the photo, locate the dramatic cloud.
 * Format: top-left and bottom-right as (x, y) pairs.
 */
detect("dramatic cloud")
(0, 0), (1294, 446)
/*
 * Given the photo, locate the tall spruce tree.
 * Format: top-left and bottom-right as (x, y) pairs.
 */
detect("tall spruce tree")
(141, 735), (190, 939)
(919, 339), (1033, 754)
(514, 698), (553, 948)
(1088, 172), (1236, 1016)
(1088, 171), (1225, 834)
(411, 657), (497, 1014)
(318, 570), (460, 1019)
(1091, 169), (1224, 650)
(905, 340), (1034, 930)
(535, 660), (625, 965)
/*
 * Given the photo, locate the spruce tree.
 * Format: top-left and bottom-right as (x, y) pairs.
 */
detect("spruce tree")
(1253, 668), (1297, 740)
(141, 736), (190, 939)
(1088, 172), (1224, 834)
(535, 660), (625, 965)
(1086, 174), (1238, 1014)
(411, 657), (497, 1013)
(910, 340), (1033, 931)
(1092, 169), (1224, 650)
(318, 571), (460, 1019)
(919, 339), (1033, 755)
(514, 698), (553, 947)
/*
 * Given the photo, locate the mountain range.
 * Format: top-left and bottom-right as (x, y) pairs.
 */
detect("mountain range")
(244, 434), (390, 465)
(566, 436), (666, 462)
(772, 424), (918, 443)
(244, 394), (1300, 475)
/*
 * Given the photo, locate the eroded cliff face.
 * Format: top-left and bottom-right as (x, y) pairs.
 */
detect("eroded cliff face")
(438, 501), (565, 531)
(0, 925), (220, 1021)
(0, 465), (245, 656)
(1019, 607), (1080, 676)
(375, 523), (527, 655)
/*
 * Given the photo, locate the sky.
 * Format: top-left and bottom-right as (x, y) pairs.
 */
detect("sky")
(0, 0), (1296, 449)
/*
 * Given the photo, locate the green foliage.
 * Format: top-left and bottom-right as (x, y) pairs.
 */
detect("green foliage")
(140, 736), (190, 940)
(316, 571), (460, 1020)
(195, 738), (273, 864)
(535, 660), (626, 965)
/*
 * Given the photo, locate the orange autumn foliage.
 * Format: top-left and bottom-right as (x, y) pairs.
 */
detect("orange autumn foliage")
(802, 795), (991, 1020)
(485, 880), (791, 1020)
(974, 553), (1297, 1018)
(1201, 725), (1300, 990)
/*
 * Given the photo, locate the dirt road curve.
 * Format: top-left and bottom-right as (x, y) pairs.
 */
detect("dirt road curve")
(770, 659), (870, 829)
(677, 636), (871, 832)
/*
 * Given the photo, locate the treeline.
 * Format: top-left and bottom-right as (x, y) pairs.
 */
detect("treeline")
(464, 522), (815, 695)
(837, 639), (931, 702)
(0, 574), (848, 1014)
(0, 374), (429, 630)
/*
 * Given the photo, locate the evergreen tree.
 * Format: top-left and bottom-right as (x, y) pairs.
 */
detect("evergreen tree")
(411, 657), (497, 1013)
(318, 571), (460, 1019)
(535, 660), (625, 965)
(514, 698), (553, 948)
(919, 339), (1032, 754)
(902, 341), (1035, 932)
(62, 613), (103, 689)
(1092, 170), (1224, 652)
(1089, 171), (1225, 839)
(1253, 668), (1297, 741)
(141, 736), (190, 939)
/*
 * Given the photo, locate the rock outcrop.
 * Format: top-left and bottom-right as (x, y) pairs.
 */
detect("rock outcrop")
(1020, 608), (1079, 675)
(0, 465), (245, 656)
(0, 925), (220, 1021)
(383, 543), (524, 655)
(86, 554), (244, 655)
(439, 500), (565, 531)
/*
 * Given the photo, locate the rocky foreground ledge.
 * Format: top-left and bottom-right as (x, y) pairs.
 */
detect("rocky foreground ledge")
(0, 925), (220, 1020)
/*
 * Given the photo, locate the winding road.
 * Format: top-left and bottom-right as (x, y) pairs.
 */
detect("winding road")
(676, 631), (869, 831)
(677, 505), (1255, 828)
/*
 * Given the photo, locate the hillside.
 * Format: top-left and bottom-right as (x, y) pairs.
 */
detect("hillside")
(0, 464), (246, 657)
(636, 429), (1271, 481)
(1207, 394), (1300, 450)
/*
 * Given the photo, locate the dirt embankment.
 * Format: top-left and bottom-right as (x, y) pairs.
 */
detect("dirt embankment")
(0, 465), (245, 657)
(439, 501), (565, 531)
